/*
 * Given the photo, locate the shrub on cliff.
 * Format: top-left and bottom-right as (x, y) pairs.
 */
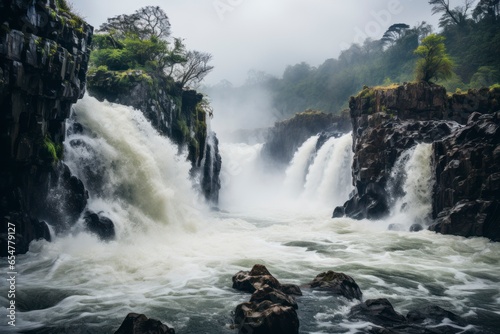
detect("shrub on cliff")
(414, 34), (454, 83)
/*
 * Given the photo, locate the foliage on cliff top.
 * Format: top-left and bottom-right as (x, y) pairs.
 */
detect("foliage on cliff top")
(414, 34), (454, 83)
(90, 6), (213, 89)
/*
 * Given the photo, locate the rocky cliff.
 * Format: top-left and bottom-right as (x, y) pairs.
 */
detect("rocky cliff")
(87, 67), (221, 204)
(334, 82), (500, 241)
(262, 109), (351, 166)
(0, 0), (93, 255)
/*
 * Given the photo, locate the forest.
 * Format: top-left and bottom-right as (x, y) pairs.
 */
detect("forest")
(205, 0), (500, 119)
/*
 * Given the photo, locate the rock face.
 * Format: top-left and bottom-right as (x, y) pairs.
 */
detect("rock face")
(335, 82), (500, 240)
(87, 69), (221, 204)
(114, 313), (175, 334)
(430, 112), (500, 241)
(262, 109), (351, 166)
(232, 264), (301, 334)
(0, 0), (93, 254)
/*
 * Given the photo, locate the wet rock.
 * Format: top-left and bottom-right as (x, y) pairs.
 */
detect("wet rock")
(309, 270), (362, 300)
(83, 211), (115, 241)
(409, 224), (423, 232)
(430, 112), (500, 241)
(0, 213), (51, 256)
(406, 305), (466, 327)
(234, 301), (299, 334)
(0, 0), (93, 253)
(261, 109), (351, 166)
(250, 285), (298, 309)
(232, 264), (282, 293)
(349, 298), (406, 326)
(281, 283), (303, 296)
(114, 313), (175, 334)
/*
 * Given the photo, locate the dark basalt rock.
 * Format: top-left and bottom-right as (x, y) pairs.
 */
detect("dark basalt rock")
(83, 211), (115, 241)
(261, 109), (351, 166)
(114, 313), (175, 334)
(309, 270), (362, 300)
(350, 299), (473, 334)
(0, 0), (93, 255)
(335, 83), (500, 241)
(0, 213), (50, 256)
(349, 298), (406, 326)
(430, 112), (500, 241)
(250, 285), (298, 309)
(406, 305), (466, 327)
(232, 265), (302, 333)
(232, 264), (283, 293)
(234, 301), (299, 334)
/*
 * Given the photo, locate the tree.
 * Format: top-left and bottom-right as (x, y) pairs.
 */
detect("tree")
(173, 51), (214, 88)
(414, 34), (454, 82)
(429, 0), (475, 27)
(473, 0), (500, 21)
(381, 23), (410, 46)
(98, 6), (171, 40)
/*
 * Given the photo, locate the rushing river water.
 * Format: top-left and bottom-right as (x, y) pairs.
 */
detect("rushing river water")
(1, 96), (500, 333)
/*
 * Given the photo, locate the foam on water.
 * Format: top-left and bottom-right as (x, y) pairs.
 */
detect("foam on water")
(1, 99), (499, 333)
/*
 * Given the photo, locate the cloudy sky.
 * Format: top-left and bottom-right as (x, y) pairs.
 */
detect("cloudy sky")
(72, 0), (462, 85)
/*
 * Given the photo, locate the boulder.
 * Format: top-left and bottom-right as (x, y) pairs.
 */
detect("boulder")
(114, 313), (175, 334)
(349, 298), (406, 326)
(309, 270), (362, 300)
(250, 285), (298, 309)
(232, 264), (283, 293)
(83, 211), (115, 241)
(234, 301), (299, 334)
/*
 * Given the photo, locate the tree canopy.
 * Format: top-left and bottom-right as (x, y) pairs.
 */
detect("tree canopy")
(91, 6), (213, 88)
(414, 34), (454, 82)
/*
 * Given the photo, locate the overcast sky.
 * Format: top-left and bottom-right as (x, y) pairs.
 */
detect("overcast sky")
(72, 0), (463, 85)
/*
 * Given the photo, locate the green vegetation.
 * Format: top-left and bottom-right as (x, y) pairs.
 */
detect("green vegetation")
(209, 1), (499, 120)
(414, 34), (454, 83)
(43, 135), (63, 163)
(89, 6), (213, 89)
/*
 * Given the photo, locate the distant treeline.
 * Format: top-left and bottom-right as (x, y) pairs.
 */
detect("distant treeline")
(207, 0), (500, 120)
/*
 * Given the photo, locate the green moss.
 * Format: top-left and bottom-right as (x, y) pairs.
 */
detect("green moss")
(490, 83), (500, 92)
(177, 119), (189, 139)
(44, 135), (62, 163)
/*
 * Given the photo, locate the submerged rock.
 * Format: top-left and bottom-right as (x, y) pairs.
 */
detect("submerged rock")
(308, 270), (363, 300)
(350, 299), (473, 334)
(83, 211), (115, 241)
(114, 313), (175, 334)
(349, 298), (406, 325)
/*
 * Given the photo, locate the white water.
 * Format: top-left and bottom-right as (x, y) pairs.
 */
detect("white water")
(386, 143), (435, 229)
(1, 98), (500, 334)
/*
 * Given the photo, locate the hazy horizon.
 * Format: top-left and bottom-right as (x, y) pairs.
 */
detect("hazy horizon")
(71, 0), (464, 86)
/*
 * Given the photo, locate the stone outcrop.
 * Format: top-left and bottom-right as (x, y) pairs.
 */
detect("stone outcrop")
(334, 82), (500, 240)
(261, 109), (351, 166)
(232, 264), (301, 334)
(308, 270), (362, 300)
(430, 112), (500, 241)
(114, 313), (175, 334)
(87, 68), (221, 204)
(0, 0), (93, 254)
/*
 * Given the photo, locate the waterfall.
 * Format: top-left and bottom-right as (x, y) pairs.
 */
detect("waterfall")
(387, 143), (435, 229)
(284, 135), (319, 193)
(64, 95), (203, 237)
(300, 133), (354, 206)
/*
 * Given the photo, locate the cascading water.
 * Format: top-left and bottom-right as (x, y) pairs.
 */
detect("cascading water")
(284, 135), (319, 193)
(386, 143), (435, 230)
(1, 98), (500, 334)
(301, 133), (353, 206)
